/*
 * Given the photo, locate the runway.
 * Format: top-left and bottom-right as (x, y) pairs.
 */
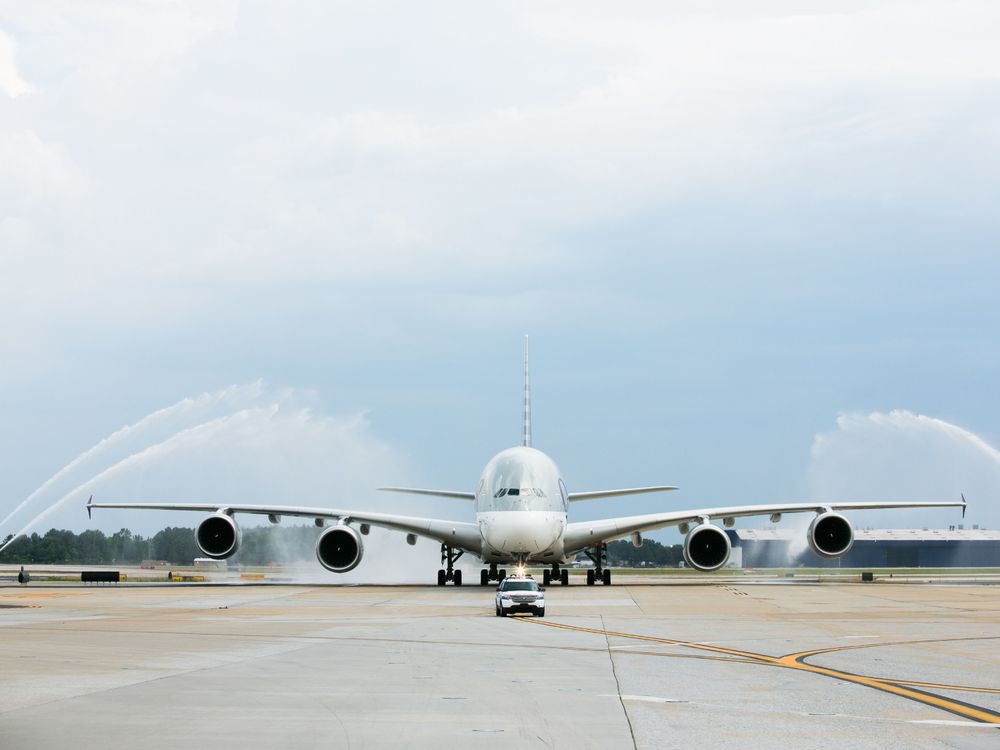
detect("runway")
(1, 580), (999, 748)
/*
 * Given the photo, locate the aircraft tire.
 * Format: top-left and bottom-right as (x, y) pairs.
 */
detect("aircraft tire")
(586, 569), (595, 586)
(602, 569), (611, 585)
(481, 569), (489, 586)
(543, 570), (551, 585)
(454, 570), (463, 586)
(560, 569), (569, 586)
(437, 569), (446, 586)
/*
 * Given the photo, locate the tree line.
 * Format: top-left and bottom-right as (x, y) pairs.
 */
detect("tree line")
(0, 525), (324, 566)
(606, 538), (684, 567)
(2, 526), (685, 568)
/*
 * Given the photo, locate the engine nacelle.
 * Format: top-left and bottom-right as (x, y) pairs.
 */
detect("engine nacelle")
(195, 513), (241, 559)
(683, 523), (731, 571)
(808, 512), (854, 559)
(316, 525), (364, 573)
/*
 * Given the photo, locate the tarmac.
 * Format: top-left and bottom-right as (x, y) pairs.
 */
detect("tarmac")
(1, 576), (999, 749)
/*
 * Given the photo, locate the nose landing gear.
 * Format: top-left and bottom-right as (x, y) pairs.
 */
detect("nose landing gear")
(479, 563), (507, 586)
(543, 565), (570, 586)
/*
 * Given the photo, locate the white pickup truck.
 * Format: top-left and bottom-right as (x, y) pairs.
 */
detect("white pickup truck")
(495, 576), (545, 617)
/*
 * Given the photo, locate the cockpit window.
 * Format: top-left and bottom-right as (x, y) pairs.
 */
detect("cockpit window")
(493, 487), (547, 498)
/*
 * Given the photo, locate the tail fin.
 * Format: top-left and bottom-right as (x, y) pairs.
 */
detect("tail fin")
(521, 335), (531, 447)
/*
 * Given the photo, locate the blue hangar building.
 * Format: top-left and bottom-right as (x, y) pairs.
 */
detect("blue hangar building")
(727, 528), (1000, 568)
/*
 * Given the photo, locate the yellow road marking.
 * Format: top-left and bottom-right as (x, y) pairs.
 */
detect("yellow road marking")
(520, 618), (1000, 725)
(891, 680), (1000, 695)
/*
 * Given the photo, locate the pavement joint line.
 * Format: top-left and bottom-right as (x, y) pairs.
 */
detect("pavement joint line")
(519, 617), (1000, 725)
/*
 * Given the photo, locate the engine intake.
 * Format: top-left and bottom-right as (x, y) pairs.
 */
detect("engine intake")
(316, 525), (364, 573)
(808, 512), (854, 558)
(196, 514), (241, 559)
(683, 523), (731, 571)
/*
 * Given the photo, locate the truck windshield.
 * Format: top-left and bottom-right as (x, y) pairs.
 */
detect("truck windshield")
(503, 581), (538, 591)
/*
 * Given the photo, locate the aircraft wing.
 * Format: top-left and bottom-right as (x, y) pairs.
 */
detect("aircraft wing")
(563, 498), (966, 554)
(87, 498), (482, 554)
(378, 487), (476, 500)
(568, 486), (678, 501)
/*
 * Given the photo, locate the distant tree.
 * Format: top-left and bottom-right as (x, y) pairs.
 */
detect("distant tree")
(151, 527), (199, 565)
(606, 538), (683, 567)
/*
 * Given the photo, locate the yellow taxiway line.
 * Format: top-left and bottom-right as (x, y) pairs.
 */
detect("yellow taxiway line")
(519, 617), (1000, 725)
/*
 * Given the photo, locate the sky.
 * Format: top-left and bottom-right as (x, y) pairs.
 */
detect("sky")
(1, 2), (999, 559)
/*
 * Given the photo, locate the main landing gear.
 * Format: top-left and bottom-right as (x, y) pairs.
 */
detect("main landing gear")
(479, 564), (506, 586)
(542, 565), (569, 586)
(584, 543), (612, 585)
(437, 544), (464, 586)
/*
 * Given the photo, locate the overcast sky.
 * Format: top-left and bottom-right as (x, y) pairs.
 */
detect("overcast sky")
(1, 2), (998, 550)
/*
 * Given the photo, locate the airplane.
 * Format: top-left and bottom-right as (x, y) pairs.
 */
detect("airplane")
(87, 337), (966, 586)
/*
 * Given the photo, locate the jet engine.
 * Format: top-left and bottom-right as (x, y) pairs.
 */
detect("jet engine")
(316, 525), (364, 573)
(807, 512), (854, 559)
(683, 523), (731, 571)
(196, 513), (241, 559)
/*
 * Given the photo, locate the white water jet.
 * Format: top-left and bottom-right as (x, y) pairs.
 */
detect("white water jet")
(0, 382), (269, 533)
(0, 409), (273, 553)
(806, 409), (999, 534)
(0, 383), (470, 583)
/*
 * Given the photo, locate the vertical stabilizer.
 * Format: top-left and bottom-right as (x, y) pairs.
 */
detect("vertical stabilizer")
(521, 335), (531, 447)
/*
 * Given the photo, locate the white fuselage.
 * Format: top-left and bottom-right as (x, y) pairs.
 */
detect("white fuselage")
(475, 446), (568, 564)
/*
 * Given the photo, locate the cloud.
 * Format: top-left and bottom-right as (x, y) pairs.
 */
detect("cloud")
(0, 29), (31, 97)
(3, 1), (998, 325)
(808, 410), (1000, 529)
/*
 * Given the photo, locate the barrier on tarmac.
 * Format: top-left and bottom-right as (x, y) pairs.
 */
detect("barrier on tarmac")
(166, 573), (206, 582)
(81, 571), (121, 584)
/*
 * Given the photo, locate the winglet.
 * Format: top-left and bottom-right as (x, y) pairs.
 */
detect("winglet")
(86, 495), (93, 520)
(961, 493), (967, 518)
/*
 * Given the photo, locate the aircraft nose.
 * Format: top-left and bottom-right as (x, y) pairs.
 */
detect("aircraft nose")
(488, 513), (560, 554)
